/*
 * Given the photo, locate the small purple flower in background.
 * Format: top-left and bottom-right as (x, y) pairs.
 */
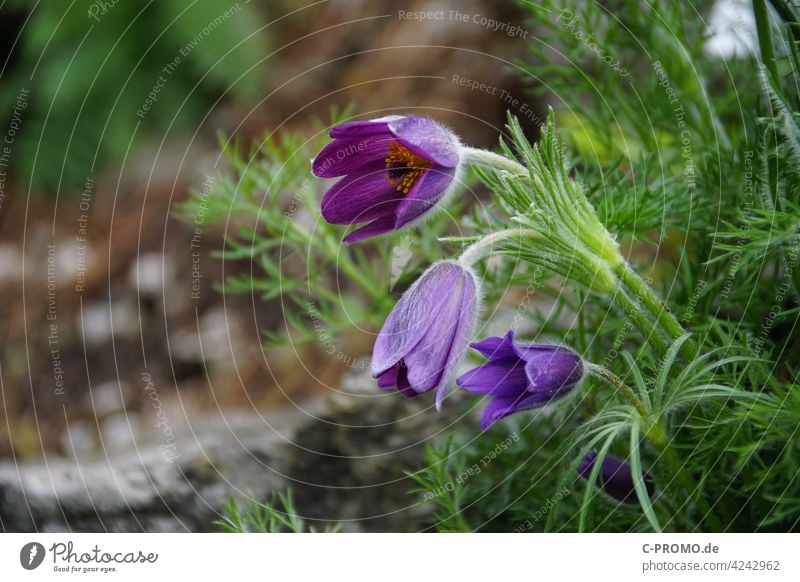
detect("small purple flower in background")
(577, 449), (655, 503)
(371, 261), (478, 408)
(312, 115), (462, 242)
(457, 330), (584, 430)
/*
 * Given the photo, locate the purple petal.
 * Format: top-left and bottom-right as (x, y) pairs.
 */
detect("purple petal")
(393, 167), (455, 228)
(599, 457), (640, 503)
(320, 170), (398, 224)
(456, 359), (528, 397)
(388, 117), (460, 167)
(377, 365), (399, 389)
(312, 134), (394, 178)
(403, 268), (469, 393)
(577, 451), (655, 503)
(343, 216), (396, 243)
(434, 268), (477, 409)
(396, 365), (421, 399)
(377, 362), (419, 399)
(469, 330), (518, 360)
(371, 262), (462, 377)
(524, 350), (584, 394)
(577, 449), (599, 478)
(462, 332), (585, 427)
(513, 341), (571, 361)
(479, 390), (554, 431)
(330, 116), (405, 139)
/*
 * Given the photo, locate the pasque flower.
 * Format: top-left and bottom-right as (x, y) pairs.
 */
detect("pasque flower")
(371, 261), (478, 408)
(457, 330), (584, 430)
(312, 116), (462, 242)
(577, 450), (655, 503)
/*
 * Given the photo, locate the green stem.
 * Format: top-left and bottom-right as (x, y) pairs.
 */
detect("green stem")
(650, 431), (725, 532)
(768, 0), (800, 41)
(587, 365), (724, 531)
(768, 0), (798, 22)
(460, 147), (529, 176)
(586, 363), (647, 417)
(614, 262), (696, 360)
(611, 285), (669, 356)
(755, 0), (779, 82)
(576, 288), (587, 354)
(458, 228), (540, 266)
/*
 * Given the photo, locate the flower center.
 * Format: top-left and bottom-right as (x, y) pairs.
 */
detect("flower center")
(385, 141), (431, 194)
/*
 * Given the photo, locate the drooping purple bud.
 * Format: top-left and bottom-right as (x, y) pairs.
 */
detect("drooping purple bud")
(371, 261), (478, 408)
(457, 330), (584, 430)
(312, 116), (462, 242)
(577, 450), (655, 503)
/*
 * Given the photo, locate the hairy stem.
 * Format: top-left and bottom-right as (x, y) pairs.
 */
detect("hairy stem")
(587, 365), (723, 531)
(458, 228), (540, 266)
(768, 0), (800, 41)
(754, 0), (779, 82)
(586, 363), (648, 417)
(614, 262), (696, 360)
(663, 454), (723, 531)
(610, 285), (668, 356)
(460, 147), (529, 176)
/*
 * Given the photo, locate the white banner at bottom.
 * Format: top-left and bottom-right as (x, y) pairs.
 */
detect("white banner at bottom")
(0, 533), (797, 580)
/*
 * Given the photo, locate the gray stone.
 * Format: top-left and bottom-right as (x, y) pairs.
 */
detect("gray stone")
(0, 366), (471, 532)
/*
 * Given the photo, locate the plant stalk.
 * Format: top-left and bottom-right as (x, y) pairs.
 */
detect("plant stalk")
(648, 428), (725, 532)
(458, 228), (540, 266)
(586, 363), (648, 417)
(754, 0), (779, 82)
(614, 262), (697, 360)
(461, 147), (529, 176)
(610, 285), (669, 356)
(587, 364), (723, 531)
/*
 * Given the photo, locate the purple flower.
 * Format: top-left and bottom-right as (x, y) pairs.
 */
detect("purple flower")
(371, 261), (478, 408)
(312, 116), (462, 242)
(457, 330), (584, 430)
(577, 450), (655, 503)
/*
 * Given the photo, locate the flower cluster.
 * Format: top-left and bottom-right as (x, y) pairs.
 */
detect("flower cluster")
(313, 115), (587, 420)
(312, 114), (657, 509)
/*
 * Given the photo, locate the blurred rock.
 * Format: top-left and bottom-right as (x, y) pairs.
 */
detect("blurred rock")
(0, 244), (22, 283)
(87, 381), (131, 416)
(59, 421), (97, 457)
(288, 365), (470, 532)
(79, 300), (140, 345)
(129, 253), (175, 296)
(169, 307), (243, 364)
(1, 411), (288, 532)
(101, 412), (140, 451)
(0, 366), (472, 532)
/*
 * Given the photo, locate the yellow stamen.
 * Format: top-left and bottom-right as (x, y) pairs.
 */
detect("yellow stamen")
(385, 141), (430, 194)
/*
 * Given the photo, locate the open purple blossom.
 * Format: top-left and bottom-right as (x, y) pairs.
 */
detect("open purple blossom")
(577, 450), (655, 503)
(371, 261), (478, 408)
(312, 115), (462, 242)
(457, 330), (584, 430)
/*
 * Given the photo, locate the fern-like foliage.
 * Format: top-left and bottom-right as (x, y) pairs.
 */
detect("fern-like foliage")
(216, 491), (340, 533)
(177, 110), (466, 348)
